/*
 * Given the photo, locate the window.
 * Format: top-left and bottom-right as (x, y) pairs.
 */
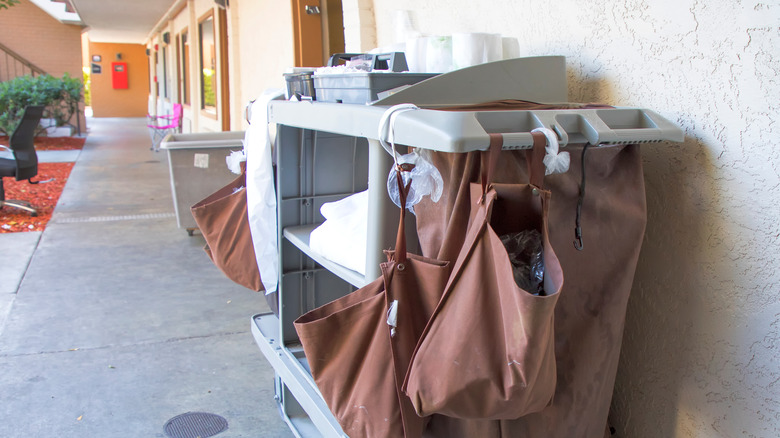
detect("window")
(153, 52), (159, 96)
(178, 30), (190, 105)
(162, 45), (169, 99)
(199, 14), (216, 113)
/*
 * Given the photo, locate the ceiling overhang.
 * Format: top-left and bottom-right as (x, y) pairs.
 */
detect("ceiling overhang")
(28, 0), (84, 26)
(70, 0), (178, 44)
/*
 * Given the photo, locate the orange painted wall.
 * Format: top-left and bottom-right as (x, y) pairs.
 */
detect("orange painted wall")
(88, 42), (149, 117)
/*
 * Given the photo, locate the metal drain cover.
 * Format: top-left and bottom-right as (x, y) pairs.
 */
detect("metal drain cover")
(163, 412), (228, 438)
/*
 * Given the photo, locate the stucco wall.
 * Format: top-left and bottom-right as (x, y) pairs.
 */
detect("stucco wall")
(342, 0), (377, 52)
(146, 0), (223, 133)
(230, 0), (294, 130)
(143, 0), (295, 132)
(363, 1), (779, 437)
(152, 11), (186, 130)
(164, 4), (196, 132)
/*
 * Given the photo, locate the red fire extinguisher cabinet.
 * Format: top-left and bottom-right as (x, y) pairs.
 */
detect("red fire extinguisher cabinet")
(112, 62), (128, 89)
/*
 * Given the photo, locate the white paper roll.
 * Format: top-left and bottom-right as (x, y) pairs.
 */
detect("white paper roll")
(405, 37), (428, 73)
(502, 37), (520, 59)
(426, 35), (453, 73)
(393, 10), (415, 43)
(452, 33), (503, 69)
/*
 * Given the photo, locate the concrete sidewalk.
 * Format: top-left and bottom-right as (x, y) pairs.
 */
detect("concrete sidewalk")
(0, 148), (80, 163)
(0, 118), (291, 437)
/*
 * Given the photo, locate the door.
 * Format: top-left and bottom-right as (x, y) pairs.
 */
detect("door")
(292, 0), (345, 67)
(217, 7), (230, 131)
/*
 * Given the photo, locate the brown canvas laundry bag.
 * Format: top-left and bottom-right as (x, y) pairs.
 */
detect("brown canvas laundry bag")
(294, 169), (450, 438)
(414, 138), (647, 437)
(190, 167), (266, 294)
(404, 131), (563, 420)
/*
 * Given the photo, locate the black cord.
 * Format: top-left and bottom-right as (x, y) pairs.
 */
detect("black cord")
(574, 143), (590, 251)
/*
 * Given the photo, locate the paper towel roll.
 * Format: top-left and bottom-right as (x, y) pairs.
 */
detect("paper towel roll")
(405, 37), (428, 73)
(426, 35), (453, 73)
(502, 37), (520, 59)
(452, 33), (503, 69)
(394, 10), (416, 43)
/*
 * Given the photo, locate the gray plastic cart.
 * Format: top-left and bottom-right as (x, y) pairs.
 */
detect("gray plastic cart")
(251, 57), (684, 437)
(160, 131), (245, 235)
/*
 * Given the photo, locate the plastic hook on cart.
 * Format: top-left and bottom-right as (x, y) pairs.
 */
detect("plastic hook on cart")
(378, 103), (419, 162)
(379, 104), (443, 213)
(532, 127), (570, 175)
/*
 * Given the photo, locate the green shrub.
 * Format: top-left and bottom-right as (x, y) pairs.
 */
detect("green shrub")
(82, 68), (91, 106)
(0, 0), (21, 10)
(51, 73), (83, 128)
(0, 74), (83, 135)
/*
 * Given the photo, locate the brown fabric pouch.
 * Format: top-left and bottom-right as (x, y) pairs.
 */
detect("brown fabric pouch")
(404, 132), (563, 420)
(294, 171), (450, 438)
(415, 138), (647, 436)
(190, 168), (265, 294)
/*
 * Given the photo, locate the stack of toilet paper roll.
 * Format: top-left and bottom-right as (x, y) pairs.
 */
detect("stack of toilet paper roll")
(452, 33), (504, 69)
(403, 33), (520, 73)
(388, 10), (520, 73)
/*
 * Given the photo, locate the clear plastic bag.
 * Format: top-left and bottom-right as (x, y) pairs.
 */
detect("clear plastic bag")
(386, 150), (443, 214)
(500, 229), (546, 295)
(531, 127), (570, 175)
(225, 149), (246, 175)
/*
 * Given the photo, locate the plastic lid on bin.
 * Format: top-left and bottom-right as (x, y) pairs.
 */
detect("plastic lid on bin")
(371, 56), (567, 107)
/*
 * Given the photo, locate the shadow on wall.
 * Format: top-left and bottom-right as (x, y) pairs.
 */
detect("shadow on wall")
(566, 68), (731, 437)
(613, 135), (732, 438)
(565, 65), (618, 105)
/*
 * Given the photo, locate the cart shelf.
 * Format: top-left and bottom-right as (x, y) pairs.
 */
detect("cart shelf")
(283, 224), (369, 289)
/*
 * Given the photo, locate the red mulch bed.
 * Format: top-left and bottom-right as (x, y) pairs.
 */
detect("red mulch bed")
(1, 135), (83, 233)
(0, 135), (86, 151)
(1, 162), (74, 233)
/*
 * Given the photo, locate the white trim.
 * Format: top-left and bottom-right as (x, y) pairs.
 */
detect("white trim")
(29, 0), (83, 25)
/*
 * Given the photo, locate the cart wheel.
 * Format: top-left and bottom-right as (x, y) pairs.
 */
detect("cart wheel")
(187, 229), (195, 236)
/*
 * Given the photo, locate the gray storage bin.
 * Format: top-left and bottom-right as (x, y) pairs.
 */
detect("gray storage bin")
(313, 72), (436, 104)
(275, 126), (370, 343)
(284, 69), (316, 100)
(160, 131), (246, 234)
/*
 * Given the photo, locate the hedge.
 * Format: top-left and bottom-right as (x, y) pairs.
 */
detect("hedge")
(0, 74), (84, 136)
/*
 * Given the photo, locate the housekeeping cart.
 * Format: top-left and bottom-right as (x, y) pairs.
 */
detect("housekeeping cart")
(249, 57), (684, 437)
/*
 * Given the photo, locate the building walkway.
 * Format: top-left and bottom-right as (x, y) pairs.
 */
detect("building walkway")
(0, 118), (292, 437)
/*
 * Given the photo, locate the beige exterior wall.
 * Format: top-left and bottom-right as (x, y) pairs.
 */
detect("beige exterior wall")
(168, 9), (190, 132)
(229, 0), (294, 129)
(148, 0), (219, 132)
(341, 0), (376, 52)
(147, 19), (181, 127)
(362, 1), (780, 437)
(145, 0), (295, 133)
(145, 0), (287, 132)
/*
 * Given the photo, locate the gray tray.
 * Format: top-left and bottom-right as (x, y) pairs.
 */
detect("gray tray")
(313, 72), (436, 104)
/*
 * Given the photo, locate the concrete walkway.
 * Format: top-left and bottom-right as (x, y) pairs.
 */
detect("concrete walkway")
(0, 118), (292, 437)
(0, 149), (82, 163)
